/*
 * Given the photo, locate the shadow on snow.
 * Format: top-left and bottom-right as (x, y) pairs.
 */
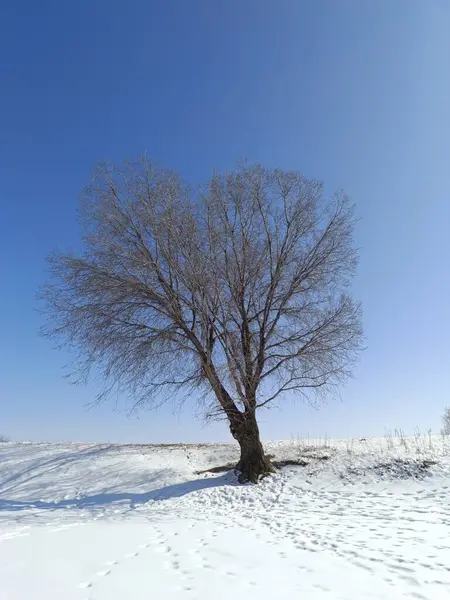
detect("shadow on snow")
(0, 473), (234, 512)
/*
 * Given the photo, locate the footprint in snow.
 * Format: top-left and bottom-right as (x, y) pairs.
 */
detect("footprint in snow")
(176, 585), (193, 592)
(97, 569), (111, 577)
(313, 583), (330, 592)
(154, 545), (171, 554)
(124, 551), (139, 558)
(297, 565), (313, 574)
(398, 574), (420, 587)
(78, 581), (92, 589)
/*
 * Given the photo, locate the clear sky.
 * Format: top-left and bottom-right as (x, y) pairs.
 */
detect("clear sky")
(1, 0), (449, 443)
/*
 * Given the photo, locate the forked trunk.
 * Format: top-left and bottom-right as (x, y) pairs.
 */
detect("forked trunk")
(229, 411), (275, 483)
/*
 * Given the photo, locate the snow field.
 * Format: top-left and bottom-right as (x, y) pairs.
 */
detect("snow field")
(0, 434), (449, 599)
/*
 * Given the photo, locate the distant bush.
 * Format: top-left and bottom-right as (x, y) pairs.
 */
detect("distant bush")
(0, 434), (10, 443)
(442, 407), (450, 436)
(342, 458), (438, 482)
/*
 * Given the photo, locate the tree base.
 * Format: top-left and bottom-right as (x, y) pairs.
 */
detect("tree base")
(235, 455), (276, 484)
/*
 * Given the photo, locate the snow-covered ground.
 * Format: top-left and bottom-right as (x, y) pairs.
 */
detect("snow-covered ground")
(1, 434), (450, 599)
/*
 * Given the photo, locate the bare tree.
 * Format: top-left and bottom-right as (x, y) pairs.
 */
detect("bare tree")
(442, 407), (450, 436)
(42, 159), (363, 482)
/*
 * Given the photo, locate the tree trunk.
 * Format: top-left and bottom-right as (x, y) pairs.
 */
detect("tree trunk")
(229, 411), (275, 483)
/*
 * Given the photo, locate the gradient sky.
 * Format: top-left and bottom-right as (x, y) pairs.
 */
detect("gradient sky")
(1, 0), (449, 443)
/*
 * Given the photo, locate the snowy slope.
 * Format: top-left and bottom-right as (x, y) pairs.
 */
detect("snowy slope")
(1, 436), (450, 599)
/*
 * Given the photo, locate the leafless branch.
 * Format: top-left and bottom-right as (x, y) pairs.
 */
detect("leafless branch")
(41, 159), (363, 426)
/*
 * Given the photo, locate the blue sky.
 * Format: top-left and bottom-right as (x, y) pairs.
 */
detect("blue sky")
(1, 0), (449, 443)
